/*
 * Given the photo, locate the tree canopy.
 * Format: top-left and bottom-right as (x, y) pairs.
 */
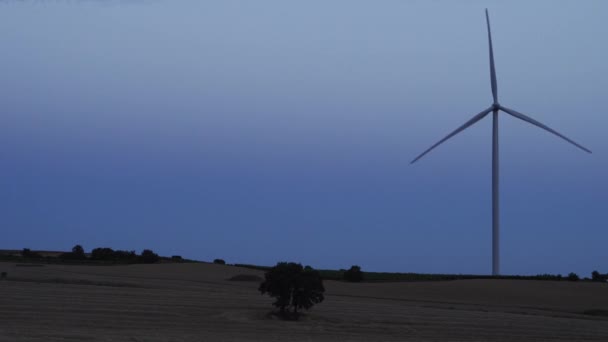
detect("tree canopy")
(139, 249), (160, 264)
(343, 265), (364, 282)
(258, 262), (325, 319)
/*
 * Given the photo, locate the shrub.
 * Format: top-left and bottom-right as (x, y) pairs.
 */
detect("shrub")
(21, 248), (42, 259)
(567, 272), (580, 281)
(534, 274), (562, 281)
(114, 250), (137, 261)
(344, 265), (364, 282)
(91, 247), (116, 261)
(71, 245), (86, 258)
(591, 270), (607, 282)
(139, 249), (159, 264)
(171, 255), (183, 261)
(60, 244), (88, 260)
(91, 248), (137, 262)
(259, 262), (325, 319)
(213, 259), (226, 265)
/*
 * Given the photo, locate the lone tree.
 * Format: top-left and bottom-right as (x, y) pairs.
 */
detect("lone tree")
(343, 265), (364, 282)
(139, 249), (160, 264)
(60, 244), (87, 260)
(258, 262), (324, 319)
(71, 245), (85, 258)
(567, 272), (580, 281)
(592, 270), (606, 282)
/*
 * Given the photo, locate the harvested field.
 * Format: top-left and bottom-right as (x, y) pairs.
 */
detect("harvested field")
(1, 262), (607, 341)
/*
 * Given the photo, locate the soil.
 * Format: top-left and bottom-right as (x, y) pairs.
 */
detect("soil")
(1, 262), (607, 341)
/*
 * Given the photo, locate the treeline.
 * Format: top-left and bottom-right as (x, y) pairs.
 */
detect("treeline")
(322, 269), (608, 283)
(5, 249), (608, 283)
(3, 245), (193, 265)
(236, 263), (608, 283)
(60, 245), (160, 264)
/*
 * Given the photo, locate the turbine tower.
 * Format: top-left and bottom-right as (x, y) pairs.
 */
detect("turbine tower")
(411, 9), (591, 276)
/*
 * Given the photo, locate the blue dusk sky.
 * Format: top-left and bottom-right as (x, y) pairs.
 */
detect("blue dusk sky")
(1, 0), (606, 276)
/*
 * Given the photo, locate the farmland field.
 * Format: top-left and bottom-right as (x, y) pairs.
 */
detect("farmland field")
(1, 262), (607, 341)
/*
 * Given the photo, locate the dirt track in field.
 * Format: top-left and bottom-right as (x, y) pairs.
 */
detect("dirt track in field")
(1, 262), (607, 341)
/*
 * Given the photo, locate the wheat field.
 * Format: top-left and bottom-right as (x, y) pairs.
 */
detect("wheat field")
(1, 262), (607, 341)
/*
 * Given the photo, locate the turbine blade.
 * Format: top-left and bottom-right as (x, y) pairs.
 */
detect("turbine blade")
(499, 105), (592, 154)
(486, 9), (498, 103)
(411, 107), (493, 164)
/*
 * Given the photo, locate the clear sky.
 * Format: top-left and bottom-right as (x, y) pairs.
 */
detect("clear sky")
(1, 0), (606, 276)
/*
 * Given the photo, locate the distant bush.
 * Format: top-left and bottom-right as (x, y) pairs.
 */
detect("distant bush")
(591, 270), (607, 282)
(259, 262), (325, 319)
(591, 271), (600, 281)
(567, 272), (580, 281)
(344, 265), (364, 282)
(90, 248), (137, 262)
(72, 245), (85, 258)
(139, 249), (159, 264)
(1, 272), (6, 279)
(213, 259), (226, 265)
(533, 274), (562, 281)
(60, 244), (87, 261)
(171, 255), (183, 261)
(114, 250), (137, 261)
(91, 247), (116, 261)
(21, 248), (42, 259)
(234, 264), (579, 283)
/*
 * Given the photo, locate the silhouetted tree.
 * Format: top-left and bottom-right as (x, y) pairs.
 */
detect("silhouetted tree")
(213, 259), (226, 265)
(90, 248), (138, 262)
(259, 262), (324, 319)
(567, 272), (580, 281)
(591, 270), (606, 282)
(72, 245), (85, 258)
(343, 265), (364, 282)
(117, 250), (137, 261)
(60, 244), (87, 260)
(91, 247), (116, 261)
(139, 249), (159, 264)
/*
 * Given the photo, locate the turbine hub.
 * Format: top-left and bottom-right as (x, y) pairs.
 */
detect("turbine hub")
(492, 103), (500, 111)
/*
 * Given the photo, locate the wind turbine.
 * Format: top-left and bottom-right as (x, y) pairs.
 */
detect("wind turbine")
(411, 9), (591, 276)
